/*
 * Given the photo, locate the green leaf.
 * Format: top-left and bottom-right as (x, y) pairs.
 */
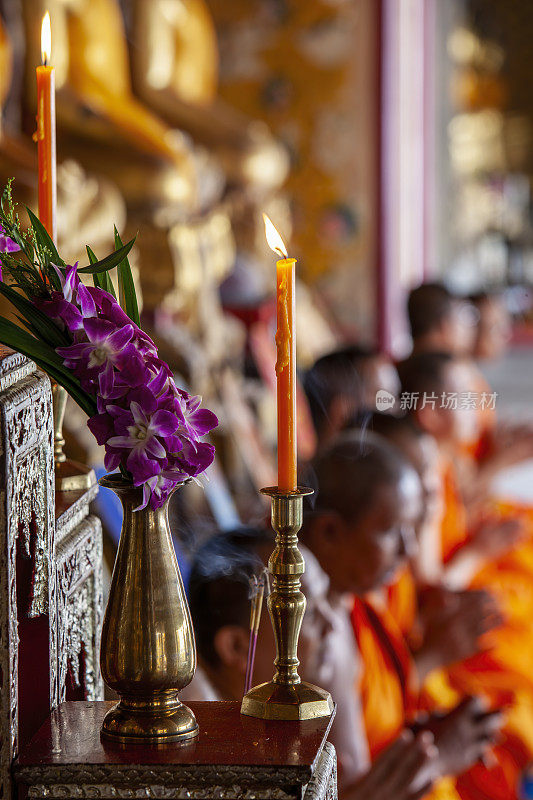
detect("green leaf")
(77, 237), (136, 275)
(0, 282), (69, 347)
(26, 207), (64, 267)
(87, 246), (116, 298)
(114, 227), (139, 326)
(0, 318), (96, 416)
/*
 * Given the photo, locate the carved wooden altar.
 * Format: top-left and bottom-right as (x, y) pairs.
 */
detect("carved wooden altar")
(15, 701), (338, 800)
(0, 347), (103, 800)
(1, 349), (336, 800)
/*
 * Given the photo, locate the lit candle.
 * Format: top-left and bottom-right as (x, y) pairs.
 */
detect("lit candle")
(263, 214), (297, 491)
(36, 11), (56, 242)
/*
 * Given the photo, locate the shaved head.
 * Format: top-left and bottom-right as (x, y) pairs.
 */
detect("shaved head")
(302, 432), (422, 594)
(305, 431), (411, 525)
(408, 283), (456, 339)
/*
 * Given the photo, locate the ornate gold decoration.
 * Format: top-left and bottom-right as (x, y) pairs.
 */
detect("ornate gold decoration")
(52, 383), (96, 491)
(99, 475), (198, 743)
(241, 487), (333, 721)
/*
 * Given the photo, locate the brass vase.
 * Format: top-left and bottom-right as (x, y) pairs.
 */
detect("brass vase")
(99, 474), (198, 744)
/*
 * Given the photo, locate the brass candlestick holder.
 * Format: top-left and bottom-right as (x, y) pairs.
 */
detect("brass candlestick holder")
(52, 383), (96, 491)
(241, 486), (333, 721)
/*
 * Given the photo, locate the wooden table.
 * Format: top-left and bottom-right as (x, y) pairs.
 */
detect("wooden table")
(14, 701), (337, 800)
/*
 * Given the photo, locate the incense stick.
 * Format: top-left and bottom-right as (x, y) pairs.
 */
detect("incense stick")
(243, 572), (267, 695)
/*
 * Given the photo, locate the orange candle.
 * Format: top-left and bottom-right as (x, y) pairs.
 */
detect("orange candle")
(36, 12), (56, 242)
(264, 214), (297, 491)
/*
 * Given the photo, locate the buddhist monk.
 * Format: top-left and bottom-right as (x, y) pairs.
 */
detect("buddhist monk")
(397, 352), (533, 781)
(407, 284), (477, 358)
(183, 525), (440, 800)
(303, 346), (399, 453)
(406, 284), (533, 504)
(397, 352), (525, 582)
(301, 434), (502, 798)
(367, 412), (502, 675)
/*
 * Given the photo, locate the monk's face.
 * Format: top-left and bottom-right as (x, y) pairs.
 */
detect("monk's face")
(360, 357), (400, 411)
(392, 431), (441, 534)
(417, 360), (479, 446)
(474, 298), (510, 361)
(336, 468), (422, 595)
(441, 299), (477, 356)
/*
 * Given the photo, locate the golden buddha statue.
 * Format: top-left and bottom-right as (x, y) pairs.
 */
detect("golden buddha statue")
(20, 0), (197, 213)
(124, 0), (287, 389)
(129, 0), (289, 193)
(0, 8), (127, 265)
(19, 0), (218, 323)
(16, 1), (250, 396)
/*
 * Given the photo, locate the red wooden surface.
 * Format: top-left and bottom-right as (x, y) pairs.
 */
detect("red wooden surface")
(17, 701), (335, 769)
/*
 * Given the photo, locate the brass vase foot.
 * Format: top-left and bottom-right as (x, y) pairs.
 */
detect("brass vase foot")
(241, 487), (333, 721)
(101, 694), (199, 744)
(241, 680), (333, 721)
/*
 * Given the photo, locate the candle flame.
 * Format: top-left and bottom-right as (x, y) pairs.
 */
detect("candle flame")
(41, 12), (51, 66)
(263, 213), (288, 258)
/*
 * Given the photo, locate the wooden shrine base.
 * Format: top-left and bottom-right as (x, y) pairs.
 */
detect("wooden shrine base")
(15, 701), (338, 800)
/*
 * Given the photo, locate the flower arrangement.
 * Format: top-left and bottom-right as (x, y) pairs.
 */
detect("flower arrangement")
(0, 181), (217, 509)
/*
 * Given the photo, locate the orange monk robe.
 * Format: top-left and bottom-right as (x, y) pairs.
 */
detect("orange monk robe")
(352, 594), (418, 756)
(352, 595), (529, 800)
(351, 596), (460, 800)
(457, 363), (533, 546)
(458, 365), (496, 464)
(441, 460), (469, 564)
(437, 458), (533, 761)
(386, 565), (418, 641)
(386, 543), (533, 766)
(441, 459), (533, 655)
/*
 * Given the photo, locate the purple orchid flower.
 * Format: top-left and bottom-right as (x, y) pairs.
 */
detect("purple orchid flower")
(104, 445), (123, 474)
(51, 262), (80, 303)
(87, 411), (115, 446)
(181, 393), (218, 439)
(135, 469), (188, 511)
(35, 263), (85, 331)
(87, 287), (157, 355)
(175, 440), (215, 476)
(162, 391), (217, 455)
(107, 391), (180, 483)
(27, 255), (220, 508)
(57, 318), (149, 392)
(0, 224), (21, 254)
(35, 293), (83, 332)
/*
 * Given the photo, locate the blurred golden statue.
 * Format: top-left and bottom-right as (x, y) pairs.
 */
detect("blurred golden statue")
(129, 0), (288, 193)
(21, 0), (197, 213)
(0, 10), (126, 259)
(125, 0), (288, 387)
